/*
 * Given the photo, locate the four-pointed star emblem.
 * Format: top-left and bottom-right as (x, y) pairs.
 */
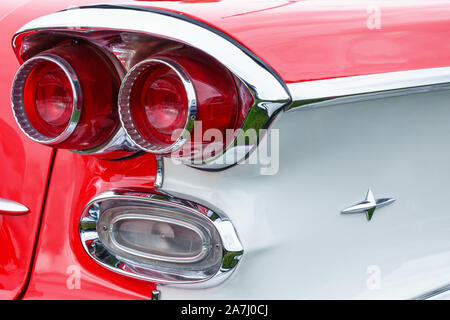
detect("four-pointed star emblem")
(341, 189), (395, 221)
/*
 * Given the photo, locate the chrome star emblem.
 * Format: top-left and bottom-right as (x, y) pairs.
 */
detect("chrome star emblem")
(341, 189), (395, 221)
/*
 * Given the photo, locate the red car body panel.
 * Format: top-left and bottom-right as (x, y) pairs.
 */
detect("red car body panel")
(0, 117), (51, 300)
(0, 1), (57, 300)
(0, 0), (132, 300)
(128, 0), (450, 83)
(23, 150), (157, 299)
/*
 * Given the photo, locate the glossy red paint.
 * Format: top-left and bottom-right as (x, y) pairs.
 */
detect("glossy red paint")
(0, 120), (51, 300)
(0, 2), (51, 300)
(23, 150), (157, 299)
(126, 0), (450, 82)
(0, 0), (125, 300)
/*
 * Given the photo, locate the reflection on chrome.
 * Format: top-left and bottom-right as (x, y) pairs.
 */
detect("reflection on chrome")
(79, 190), (243, 286)
(0, 198), (29, 215)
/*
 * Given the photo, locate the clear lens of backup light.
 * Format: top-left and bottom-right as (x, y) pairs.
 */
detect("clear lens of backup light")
(114, 218), (205, 260)
(97, 207), (213, 264)
(78, 192), (244, 285)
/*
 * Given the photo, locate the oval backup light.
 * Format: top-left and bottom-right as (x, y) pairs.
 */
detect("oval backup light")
(79, 191), (243, 285)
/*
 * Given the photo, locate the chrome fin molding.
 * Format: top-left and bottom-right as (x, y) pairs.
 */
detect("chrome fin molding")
(15, 5), (290, 104)
(413, 284), (450, 300)
(287, 67), (450, 111)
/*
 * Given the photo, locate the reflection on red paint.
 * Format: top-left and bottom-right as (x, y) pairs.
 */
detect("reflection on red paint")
(130, 0), (450, 83)
(23, 150), (157, 299)
(0, 0), (126, 300)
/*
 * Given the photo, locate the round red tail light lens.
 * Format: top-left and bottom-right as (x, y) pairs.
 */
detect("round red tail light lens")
(119, 58), (196, 153)
(119, 48), (249, 161)
(12, 55), (81, 144)
(141, 67), (188, 136)
(34, 66), (73, 127)
(11, 42), (121, 150)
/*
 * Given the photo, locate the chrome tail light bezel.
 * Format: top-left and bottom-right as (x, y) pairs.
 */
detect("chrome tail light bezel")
(118, 57), (197, 154)
(79, 190), (243, 286)
(11, 54), (82, 145)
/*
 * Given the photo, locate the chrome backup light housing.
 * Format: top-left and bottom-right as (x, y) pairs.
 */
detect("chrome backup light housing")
(79, 191), (243, 285)
(11, 54), (82, 144)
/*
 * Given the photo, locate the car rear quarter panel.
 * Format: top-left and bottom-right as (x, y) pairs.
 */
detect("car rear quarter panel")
(129, 0), (450, 82)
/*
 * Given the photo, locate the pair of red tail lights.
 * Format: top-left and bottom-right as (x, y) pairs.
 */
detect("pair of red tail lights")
(11, 40), (253, 161)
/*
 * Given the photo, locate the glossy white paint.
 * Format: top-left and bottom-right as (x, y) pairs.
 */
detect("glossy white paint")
(159, 89), (450, 299)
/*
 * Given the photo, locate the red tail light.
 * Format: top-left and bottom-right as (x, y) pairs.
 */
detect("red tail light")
(119, 48), (250, 160)
(12, 29), (263, 165)
(119, 57), (196, 153)
(11, 42), (121, 150)
(28, 61), (73, 127)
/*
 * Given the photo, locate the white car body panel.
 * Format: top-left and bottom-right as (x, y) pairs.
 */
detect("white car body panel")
(159, 89), (450, 299)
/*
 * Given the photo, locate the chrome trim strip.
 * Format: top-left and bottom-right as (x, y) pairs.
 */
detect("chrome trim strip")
(413, 284), (450, 300)
(71, 127), (139, 157)
(0, 198), (29, 215)
(152, 289), (161, 300)
(154, 156), (164, 189)
(286, 67), (450, 110)
(79, 190), (243, 286)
